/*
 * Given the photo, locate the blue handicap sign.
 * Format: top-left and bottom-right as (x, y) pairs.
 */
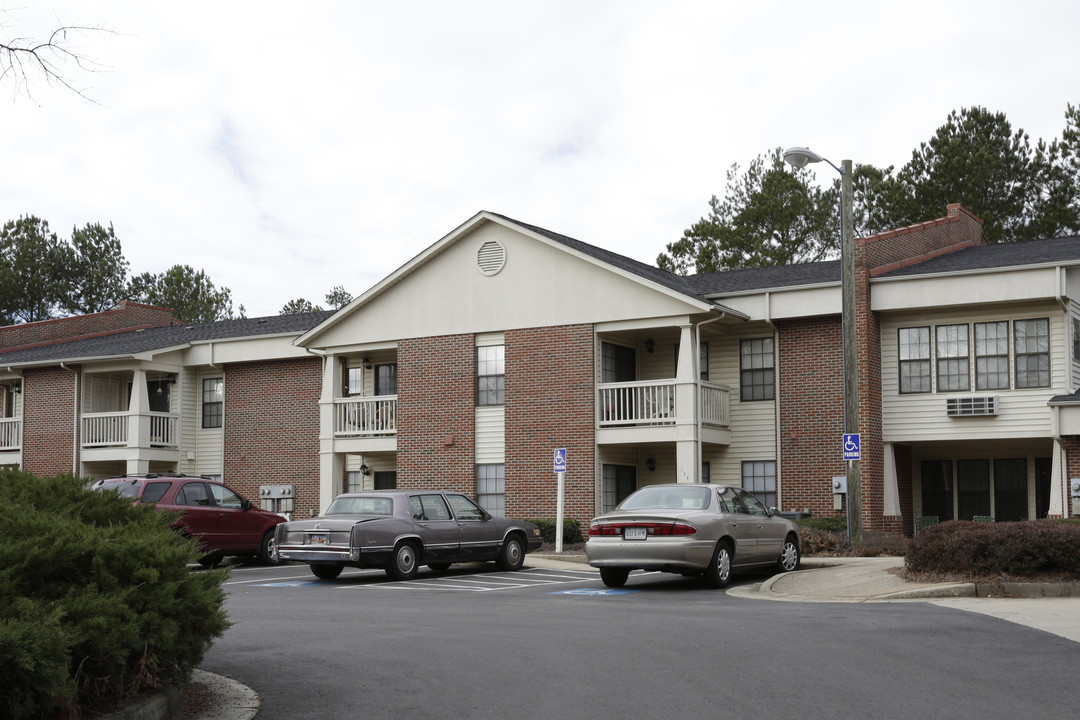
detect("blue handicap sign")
(843, 433), (861, 461)
(553, 448), (567, 473)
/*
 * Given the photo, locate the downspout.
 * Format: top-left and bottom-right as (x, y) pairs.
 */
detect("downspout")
(1056, 265), (1073, 394)
(60, 362), (79, 475)
(763, 292), (782, 510)
(1053, 265), (1071, 516)
(694, 310), (727, 482)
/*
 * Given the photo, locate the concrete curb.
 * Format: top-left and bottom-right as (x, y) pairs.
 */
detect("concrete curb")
(90, 684), (184, 720)
(89, 670), (258, 720)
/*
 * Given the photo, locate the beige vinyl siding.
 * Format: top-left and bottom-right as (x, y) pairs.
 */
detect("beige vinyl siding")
(1071, 300), (1080, 391)
(708, 327), (777, 484)
(178, 368), (199, 475)
(475, 406), (505, 464)
(881, 304), (1065, 442)
(194, 369), (224, 478)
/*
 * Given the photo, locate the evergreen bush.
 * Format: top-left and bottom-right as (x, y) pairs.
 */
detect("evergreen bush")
(526, 517), (583, 545)
(906, 519), (1080, 578)
(0, 469), (230, 719)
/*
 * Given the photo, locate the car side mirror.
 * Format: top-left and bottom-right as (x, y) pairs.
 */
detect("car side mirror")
(241, 499), (252, 511)
(767, 507), (781, 517)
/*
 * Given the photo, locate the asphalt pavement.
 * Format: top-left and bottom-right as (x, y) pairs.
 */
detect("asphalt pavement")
(162, 553), (1080, 720)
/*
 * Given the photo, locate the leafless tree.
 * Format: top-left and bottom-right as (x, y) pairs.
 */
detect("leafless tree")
(0, 9), (112, 103)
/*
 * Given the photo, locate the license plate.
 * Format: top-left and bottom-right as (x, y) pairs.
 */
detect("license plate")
(307, 532), (330, 545)
(624, 527), (647, 541)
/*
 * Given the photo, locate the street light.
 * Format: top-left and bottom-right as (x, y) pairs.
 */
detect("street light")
(783, 147), (862, 548)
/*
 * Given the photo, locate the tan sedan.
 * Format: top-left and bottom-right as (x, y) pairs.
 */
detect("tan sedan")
(586, 483), (801, 588)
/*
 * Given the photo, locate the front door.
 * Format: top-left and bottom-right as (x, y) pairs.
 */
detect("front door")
(445, 493), (500, 560)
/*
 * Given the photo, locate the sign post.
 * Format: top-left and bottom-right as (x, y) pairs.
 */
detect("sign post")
(553, 448), (567, 553)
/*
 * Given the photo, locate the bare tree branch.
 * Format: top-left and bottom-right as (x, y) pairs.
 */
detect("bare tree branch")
(0, 9), (114, 104)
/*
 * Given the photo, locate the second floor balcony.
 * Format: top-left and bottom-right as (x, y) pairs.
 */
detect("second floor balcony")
(598, 379), (731, 445)
(0, 416), (20, 452)
(82, 411), (180, 449)
(334, 396), (397, 437)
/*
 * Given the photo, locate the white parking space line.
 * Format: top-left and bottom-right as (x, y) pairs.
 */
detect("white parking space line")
(339, 568), (599, 593)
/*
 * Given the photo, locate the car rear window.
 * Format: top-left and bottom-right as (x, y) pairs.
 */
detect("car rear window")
(618, 485), (711, 511)
(95, 480), (143, 498)
(326, 496), (395, 516)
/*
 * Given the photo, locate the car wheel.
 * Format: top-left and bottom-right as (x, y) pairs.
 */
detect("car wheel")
(495, 535), (525, 571)
(310, 563), (343, 580)
(776, 535), (801, 573)
(258, 529), (280, 566)
(599, 567), (630, 588)
(386, 541), (419, 580)
(703, 540), (732, 589)
(428, 562), (451, 572)
(198, 554), (222, 568)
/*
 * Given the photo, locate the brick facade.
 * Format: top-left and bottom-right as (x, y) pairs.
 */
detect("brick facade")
(0, 301), (181, 351)
(396, 334), (477, 493)
(223, 358), (322, 518)
(505, 324), (595, 524)
(22, 366), (80, 476)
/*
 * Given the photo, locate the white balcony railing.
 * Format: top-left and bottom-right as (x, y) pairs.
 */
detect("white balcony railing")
(0, 417), (20, 451)
(83, 412), (128, 447)
(81, 412), (178, 448)
(599, 380), (730, 429)
(335, 396), (397, 436)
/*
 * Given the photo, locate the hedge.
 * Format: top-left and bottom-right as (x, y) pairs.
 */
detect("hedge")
(526, 518), (583, 545)
(0, 470), (230, 719)
(905, 520), (1080, 578)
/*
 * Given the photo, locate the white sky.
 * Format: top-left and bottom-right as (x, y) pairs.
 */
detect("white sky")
(2, 0), (1077, 318)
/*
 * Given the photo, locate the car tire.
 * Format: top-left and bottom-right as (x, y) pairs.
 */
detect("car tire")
(428, 562), (452, 572)
(258, 529), (280, 566)
(198, 554), (222, 568)
(386, 542), (419, 580)
(776, 535), (801, 573)
(599, 567), (630, 588)
(310, 563), (343, 580)
(495, 535), (525, 571)
(703, 540), (732, 589)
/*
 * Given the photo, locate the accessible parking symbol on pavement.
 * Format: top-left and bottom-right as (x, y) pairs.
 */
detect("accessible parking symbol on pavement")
(550, 588), (642, 596)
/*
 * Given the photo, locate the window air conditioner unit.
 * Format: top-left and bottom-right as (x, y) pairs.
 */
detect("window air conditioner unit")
(946, 396), (998, 417)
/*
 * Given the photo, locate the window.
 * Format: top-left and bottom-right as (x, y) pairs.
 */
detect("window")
(974, 321), (1009, 390)
(447, 493), (486, 520)
(209, 483), (244, 509)
(956, 459), (990, 521)
(994, 458), (1027, 521)
(375, 364), (397, 396)
(476, 464), (505, 516)
(935, 325), (969, 392)
(601, 342), (635, 383)
(701, 461), (711, 483)
(735, 487), (769, 517)
(898, 327), (930, 394)
(477, 345), (505, 405)
(346, 471), (366, 494)
(347, 367), (364, 396)
(140, 482), (171, 504)
(202, 377), (223, 428)
(1073, 318), (1080, 362)
(176, 482), (211, 507)
(920, 460), (953, 521)
(739, 338), (774, 401)
(374, 471), (396, 490)
(741, 460), (776, 509)
(1014, 318), (1050, 388)
(602, 465), (636, 513)
(413, 494), (452, 521)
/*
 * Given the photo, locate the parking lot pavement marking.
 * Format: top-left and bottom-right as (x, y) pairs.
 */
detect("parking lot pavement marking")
(337, 568), (601, 593)
(550, 588), (643, 596)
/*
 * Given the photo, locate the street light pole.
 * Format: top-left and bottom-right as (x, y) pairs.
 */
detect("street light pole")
(783, 148), (862, 547)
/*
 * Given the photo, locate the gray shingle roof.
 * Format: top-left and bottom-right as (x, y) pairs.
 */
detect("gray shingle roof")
(0, 311), (334, 366)
(877, 236), (1080, 277)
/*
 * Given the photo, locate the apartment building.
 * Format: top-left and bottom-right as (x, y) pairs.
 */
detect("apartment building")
(3, 207), (1079, 532)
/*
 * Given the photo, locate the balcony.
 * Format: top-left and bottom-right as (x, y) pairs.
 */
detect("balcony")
(597, 380), (731, 446)
(334, 396), (397, 437)
(0, 417), (20, 452)
(81, 411), (179, 448)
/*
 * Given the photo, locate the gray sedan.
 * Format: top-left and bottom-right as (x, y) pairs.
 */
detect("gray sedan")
(276, 490), (543, 581)
(586, 483), (801, 588)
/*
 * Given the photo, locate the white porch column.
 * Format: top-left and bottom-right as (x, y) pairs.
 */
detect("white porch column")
(128, 369), (150, 449)
(675, 324), (698, 483)
(318, 353), (342, 514)
(882, 443), (901, 516)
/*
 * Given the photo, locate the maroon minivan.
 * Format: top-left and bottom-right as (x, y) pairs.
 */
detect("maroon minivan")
(91, 474), (284, 566)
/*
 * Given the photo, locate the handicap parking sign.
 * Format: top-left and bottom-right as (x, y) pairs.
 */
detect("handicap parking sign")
(843, 433), (860, 461)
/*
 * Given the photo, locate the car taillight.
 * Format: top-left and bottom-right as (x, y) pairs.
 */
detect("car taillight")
(588, 522), (697, 536)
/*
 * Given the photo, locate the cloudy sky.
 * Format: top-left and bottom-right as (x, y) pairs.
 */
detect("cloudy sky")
(3, 1), (1077, 318)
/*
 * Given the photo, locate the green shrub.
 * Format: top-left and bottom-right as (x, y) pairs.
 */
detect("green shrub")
(796, 516), (847, 532)
(906, 520), (1080, 578)
(526, 518), (583, 545)
(0, 470), (230, 719)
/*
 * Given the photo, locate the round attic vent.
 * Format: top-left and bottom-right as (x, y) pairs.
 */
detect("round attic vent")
(477, 240), (506, 276)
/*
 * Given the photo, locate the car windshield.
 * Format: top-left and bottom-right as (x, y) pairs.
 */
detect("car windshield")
(326, 496), (395, 516)
(617, 485), (710, 511)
